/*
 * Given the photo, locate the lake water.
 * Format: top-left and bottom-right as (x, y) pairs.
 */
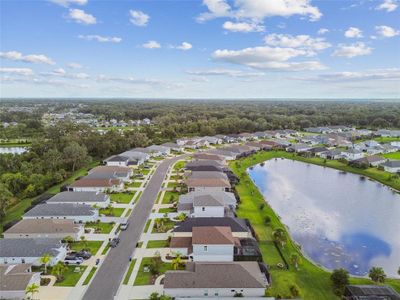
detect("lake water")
(0, 147), (28, 154)
(248, 158), (400, 277)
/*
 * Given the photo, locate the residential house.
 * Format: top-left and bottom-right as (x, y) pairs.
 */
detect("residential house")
(0, 239), (67, 266)
(306, 146), (329, 156)
(286, 143), (311, 153)
(351, 155), (386, 168)
(201, 136), (222, 145)
(164, 261), (267, 297)
(3, 219), (83, 240)
(381, 144), (398, 153)
(376, 129), (400, 137)
(23, 203), (98, 223)
(120, 150), (150, 166)
(185, 178), (231, 193)
(162, 142), (184, 152)
(68, 178), (123, 192)
(193, 153), (226, 164)
(146, 145), (171, 156)
(185, 160), (224, 172)
(207, 149), (238, 160)
(390, 141), (400, 148)
(188, 171), (229, 181)
(343, 285), (400, 300)
(245, 142), (262, 151)
(192, 195), (228, 218)
(104, 155), (129, 167)
(89, 165), (133, 180)
(320, 149), (343, 160)
(381, 160), (400, 173)
(253, 131), (269, 139)
(341, 149), (364, 161)
(178, 191), (237, 215)
(46, 191), (110, 208)
(0, 264), (41, 300)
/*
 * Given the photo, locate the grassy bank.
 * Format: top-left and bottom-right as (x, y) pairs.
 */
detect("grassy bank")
(230, 150), (400, 299)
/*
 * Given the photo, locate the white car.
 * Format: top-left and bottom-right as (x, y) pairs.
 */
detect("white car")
(64, 255), (84, 265)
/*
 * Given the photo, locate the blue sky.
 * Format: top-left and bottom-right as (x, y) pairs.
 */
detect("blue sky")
(1, 0), (399, 98)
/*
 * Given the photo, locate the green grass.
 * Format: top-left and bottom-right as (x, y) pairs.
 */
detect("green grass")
(383, 151), (400, 160)
(173, 160), (186, 171)
(99, 207), (125, 217)
(0, 161), (99, 233)
(101, 242), (110, 255)
(54, 265), (87, 287)
(123, 259), (137, 284)
(151, 218), (175, 233)
(146, 239), (170, 248)
(83, 267), (97, 285)
(70, 241), (103, 255)
(167, 181), (179, 188)
(162, 191), (180, 204)
(144, 219), (152, 233)
(134, 258), (174, 286)
(127, 181), (143, 188)
(170, 175), (181, 180)
(110, 192), (136, 204)
(230, 150), (400, 299)
(158, 207), (177, 213)
(85, 222), (114, 234)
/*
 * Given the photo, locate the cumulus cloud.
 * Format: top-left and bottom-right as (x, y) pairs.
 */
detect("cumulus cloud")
(317, 28), (329, 35)
(375, 25), (399, 37)
(198, 0), (322, 23)
(0, 51), (55, 65)
(67, 62), (83, 69)
(212, 46), (326, 71)
(49, 0), (87, 7)
(186, 68), (265, 77)
(78, 34), (122, 43)
(68, 8), (96, 24)
(223, 21), (265, 33)
(0, 68), (34, 76)
(333, 42), (372, 58)
(142, 40), (161, 49)
(264, 34), (331, 54)
(344, 27), (363, 38)
(129, 10), (149, 26)
(376, 0), (397, 12)
(173, 42), (193, 51)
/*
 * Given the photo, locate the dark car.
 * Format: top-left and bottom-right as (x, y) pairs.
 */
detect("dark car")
(110, 237), (120, 248)
(70, 250), (92, 260)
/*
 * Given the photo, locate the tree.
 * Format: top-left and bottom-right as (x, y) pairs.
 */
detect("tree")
(369, 267), (386, 283)
(0, 183), (13, 217)
(25, 283), (39, 300)
(149, 292), (160, 300)
(63, 235), (74, 246)
(40, 253), (51, 274)
(171, 254), (182, 270)
(62, 141), (88, 172)
(272, 228), (287, 248)
(330, 268), (349, 296)
(176, 213), (187, 222)
(51, 262), (68, 282)
(290, 253), (301, 270)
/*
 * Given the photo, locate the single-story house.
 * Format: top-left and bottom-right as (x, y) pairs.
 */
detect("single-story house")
(381, 144), (398, 153)
(161, 142), (184, 152)
(120, 150), (150, 166)
(201, 136), (223, 144)
(0, 264), (41, 300)
(3, 219), (83, 240)
(376, 129), (400, 137)
(23, 203), (98, 223)
(185, 160), (224, 172)
(390, 141), (400, 148)
(343, 285), (400, 300)
(286, 143), (311, 153)
(193, 153), (226, 163)
(188, 171), (229, 181)
(380, 160), (400, 173)
(68, 178), (123, 192)
(164, 261), (267, 297)
(207, 149), (238, 160)
(90, 165), (133, 176)
(0, 239), (67, 266)
(341, 149), (364, 161)
(146, 145), (171, 156)
(185, 178), (231, 193)
(245, 142), (262, 151)
(307, 146), (329, 156)
(351, 155), (386, 168)
(46, 191), (110, 208)
(320, 149), (343, 160)
(104, 155), (130, 167)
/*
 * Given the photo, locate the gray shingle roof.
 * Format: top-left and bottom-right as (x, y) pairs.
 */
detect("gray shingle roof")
(382, 160), (400, 168)
(174, 217), (248, 233)
(193, 195), (224, 207)
(47, 191), (109, 204)
(0, 238), (64, 257)
(24, 203), (96, 217)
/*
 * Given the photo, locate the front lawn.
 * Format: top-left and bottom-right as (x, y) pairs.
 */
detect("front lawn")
(85, 222), (114, 234)
(126, 181), (143, 188)
(173, 161), (186, 171)
(146, 239), (170, 248)
(167, 181), (179, 188)
(162, 191), (180, 204)
(69, 241), (103, 255)
(110, 192), (136, 204)
(123, 259), (137, 284)
(54, 265), (88, 287)
(83, 267), (97, 285)
(134, 258), (174, 286)
(158, 207), (177, 213)
(99, 207), (125, 217)
(152, 218), (175, 233)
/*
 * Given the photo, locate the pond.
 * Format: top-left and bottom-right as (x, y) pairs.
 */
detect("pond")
(248, 158), (400, 277)
(0, 147), (28, 154)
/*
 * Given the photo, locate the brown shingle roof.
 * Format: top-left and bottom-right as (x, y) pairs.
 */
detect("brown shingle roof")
(170, 237), (192, 248)
(4, 219), (80, 235)
(192, 226), (234, 245)
(185, 178), (230, 188)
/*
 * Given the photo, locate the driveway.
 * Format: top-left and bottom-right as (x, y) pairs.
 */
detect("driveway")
(82, 155), (185, 300)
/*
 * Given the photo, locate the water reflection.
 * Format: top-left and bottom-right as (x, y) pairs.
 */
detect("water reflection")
(0, 147), (28, 154)
(248, 159), (400, 277)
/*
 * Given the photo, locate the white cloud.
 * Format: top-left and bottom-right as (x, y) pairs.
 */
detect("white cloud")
(49, 0), (87, 7)
(142, 40), (161, 49)
(344, 27), (363, 38)
(0, 51), (55, 65)
(0, 68), (34, 76)
(174, 42), (193, 51)
(376, 0), (397, 12)
(375, 25), (399, 37)
(186, 69), (265, 77)
(78, 34), (122, 43)
(298, 68), (400, 82)
(212, 46), (326, 71)
(264, 34), (331, 54)
(317, 28), (329, 35)
(68, 8), (96, 25)
(223, 21), (265, 33)
(198, 0), (322, 23)
(67, 62), (83, 69)
(129, 10), (149, 26)
(333, 42), (372, 58)
(42, 68), (90, 79)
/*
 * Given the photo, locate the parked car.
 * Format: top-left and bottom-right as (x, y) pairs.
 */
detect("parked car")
(64, 256), (83, 265)
(70, 250), (92, 260)
(110, 237), (120, 248)
(120, 222), (129, 231)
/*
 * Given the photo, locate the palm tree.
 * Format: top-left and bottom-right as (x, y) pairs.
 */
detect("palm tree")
(290, 253), (301, 270)
(25, 283), (39, 300)
(272, 228), (287, 248)
(177, 213), (187, 222)
(51, 262), (68, 282)
(369, 267), (386, 283)
(172, 254), (182, 270)
(40, 253), (51, 274)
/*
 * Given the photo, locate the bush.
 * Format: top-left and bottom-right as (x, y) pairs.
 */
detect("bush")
(290, 284), (300, 297)
(330, 268), (349, 296)
(264, 216), (271, 225)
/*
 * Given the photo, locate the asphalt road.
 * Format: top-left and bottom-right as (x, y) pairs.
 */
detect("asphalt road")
(82, 155), (184, 300)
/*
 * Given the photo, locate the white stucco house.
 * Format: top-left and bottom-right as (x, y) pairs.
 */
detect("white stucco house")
(381, 161), (400, 173)
(341, 149), (364, 161)
(46, 191), (111, 208)
(192, 195), (226, 218)
(185, 178), (231, 193)
(68, 178), (123, 192)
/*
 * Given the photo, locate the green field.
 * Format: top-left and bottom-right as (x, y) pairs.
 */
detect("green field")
(383, 151), (400, 160)
(230, 151), (400, 299)
(109, 192), (136, 204)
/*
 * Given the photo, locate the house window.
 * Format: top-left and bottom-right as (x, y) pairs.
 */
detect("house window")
(202, 207), (205, 211)
(203, 290), (208, 296)
(203, 246), (208, 252)
(214, 291), (219, 296)
(22, 259), (25, 263)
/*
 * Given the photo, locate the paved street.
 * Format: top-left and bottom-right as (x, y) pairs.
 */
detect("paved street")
(82, 156), (184, 300)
